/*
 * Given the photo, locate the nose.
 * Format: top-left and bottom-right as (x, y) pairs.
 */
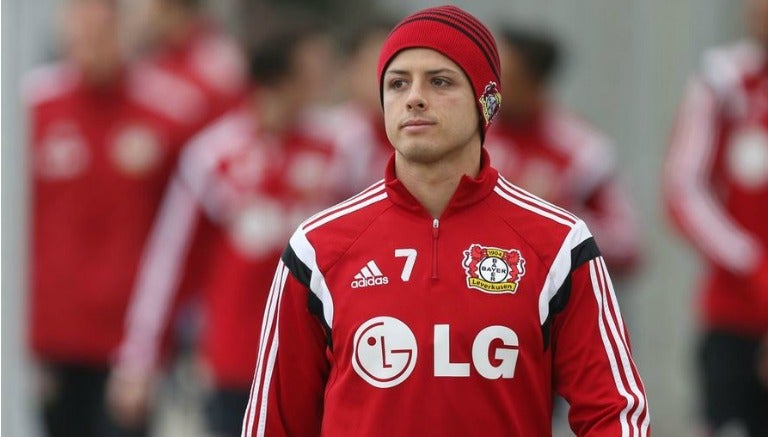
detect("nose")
(405, 80), (428, 111)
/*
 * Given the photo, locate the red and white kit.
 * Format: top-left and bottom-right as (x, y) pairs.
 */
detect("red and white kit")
(485, 107), (641, 272)
(27, 62), (199, 364)
(665, 41), (768, 335)
(304, 103), (393, 195)
(116, 107), (342, 388)
(243, 151), (649, 436)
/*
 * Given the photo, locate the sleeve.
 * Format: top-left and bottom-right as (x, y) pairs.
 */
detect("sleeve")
(241, 242), (331, 437)
(550, 233), (650, 436)
(663, 75), (765, 275)
(114, 171), (205, 375)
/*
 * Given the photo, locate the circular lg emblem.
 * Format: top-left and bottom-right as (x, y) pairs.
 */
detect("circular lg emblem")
(352, 317), (417, 388)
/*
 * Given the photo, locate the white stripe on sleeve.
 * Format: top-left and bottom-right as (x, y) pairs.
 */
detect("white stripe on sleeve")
(665, 77), (761, 273)
(117, 176), (200, 374)
(590, 258), (650, 436)
(588, 259), (634, 437)
(243, 261), (288, 437)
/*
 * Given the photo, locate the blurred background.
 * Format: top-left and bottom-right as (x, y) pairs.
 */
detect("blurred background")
(1, 0), (753, 436)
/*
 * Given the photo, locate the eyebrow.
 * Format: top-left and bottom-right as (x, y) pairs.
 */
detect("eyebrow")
(385, 68), (460, 76)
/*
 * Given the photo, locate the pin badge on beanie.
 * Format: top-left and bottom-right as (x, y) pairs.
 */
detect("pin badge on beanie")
(377, 5), (502, 141)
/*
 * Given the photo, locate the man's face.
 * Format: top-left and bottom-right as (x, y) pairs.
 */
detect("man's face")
(382, 48), (480, 164)
(61, 0), (122, 82)
(281, 35), (335, 107)
(747, 0), (768, 45)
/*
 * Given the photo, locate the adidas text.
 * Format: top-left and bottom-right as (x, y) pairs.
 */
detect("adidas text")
(351, 277), (390, 288)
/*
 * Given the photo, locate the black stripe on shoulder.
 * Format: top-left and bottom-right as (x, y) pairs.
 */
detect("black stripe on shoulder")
(281, 243), (311, 288)
(308, 292), (333, 351)
(571, 237), (601, 269)
(281, 242), (334, 350)
(541, 237), (601, 351)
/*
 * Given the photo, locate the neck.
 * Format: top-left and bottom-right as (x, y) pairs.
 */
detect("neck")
(394, 140), (482, 218)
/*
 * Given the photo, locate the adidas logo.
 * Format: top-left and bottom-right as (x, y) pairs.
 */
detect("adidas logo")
(351, 260), (390, 288)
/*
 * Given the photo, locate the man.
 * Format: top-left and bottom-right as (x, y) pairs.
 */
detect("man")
(107, 21), (340, 437)
(25, 0), (200, 435)
(242, 6), (649, 436)
(664, 0), (768, 434)
(296, 19), (393, 199)
(486, 27), (641, 274)
(335, 19), (397, 188)
(132, 0), (247, 126)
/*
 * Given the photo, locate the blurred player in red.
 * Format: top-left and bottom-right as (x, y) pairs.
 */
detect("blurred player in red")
(25, 0), (202, 435)
(302, 19), (398, 198)
(132, 0), (247, 127)
(664, 0), (768, 435)
(334, 20), (396, 188)
(485, 27), (641, 275)
(106, 20), (340, 437)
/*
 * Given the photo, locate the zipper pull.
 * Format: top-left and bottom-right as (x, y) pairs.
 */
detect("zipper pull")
(431, 218), (440, 279)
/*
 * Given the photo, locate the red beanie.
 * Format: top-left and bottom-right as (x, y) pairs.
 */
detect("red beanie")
(377, 5), (502, 139)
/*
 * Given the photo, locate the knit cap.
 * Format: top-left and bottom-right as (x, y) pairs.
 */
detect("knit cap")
(377, 5), (502, 138)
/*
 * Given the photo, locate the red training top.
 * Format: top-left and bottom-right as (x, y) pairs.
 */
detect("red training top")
(116, 107), (344, 387)
(665, 40), (768, 336)
(27, 61), (200, 364)
(243, 150), (650, 436)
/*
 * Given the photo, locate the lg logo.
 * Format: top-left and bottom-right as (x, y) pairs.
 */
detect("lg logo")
(352, 317), (418, 388)
(351, 317), (520, 388)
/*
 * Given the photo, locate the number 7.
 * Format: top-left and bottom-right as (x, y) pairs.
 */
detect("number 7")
(394, 248), (417, 281)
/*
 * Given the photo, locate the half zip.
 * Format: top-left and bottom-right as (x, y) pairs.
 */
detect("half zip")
(431, 218), (440, 279)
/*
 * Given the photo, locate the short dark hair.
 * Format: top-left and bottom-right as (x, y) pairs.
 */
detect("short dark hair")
(247, 12), (328, 86)
(499, 26), (563, 85)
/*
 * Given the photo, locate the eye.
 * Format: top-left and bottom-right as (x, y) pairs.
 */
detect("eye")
(388, 78), (407, 90)
(432, 77), (451, 87)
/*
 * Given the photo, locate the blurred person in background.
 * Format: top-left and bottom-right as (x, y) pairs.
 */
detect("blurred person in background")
(485, 26), (641, 277)
(23, 0), (204, 435)
(333, 19), (396, 189)
(664, 0), (768, 435)
(301, 18), (397, 198)
(106, 18), (341, 437)
(132, 0), (247, 127)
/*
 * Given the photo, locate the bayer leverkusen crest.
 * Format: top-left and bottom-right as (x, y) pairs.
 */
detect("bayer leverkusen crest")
(462, 244), (526, 294)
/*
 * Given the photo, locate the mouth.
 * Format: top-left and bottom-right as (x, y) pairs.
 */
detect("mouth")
(400, 119), (437, 130)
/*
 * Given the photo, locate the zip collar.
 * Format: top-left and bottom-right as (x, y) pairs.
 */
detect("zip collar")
(384, 148), (499, 219)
